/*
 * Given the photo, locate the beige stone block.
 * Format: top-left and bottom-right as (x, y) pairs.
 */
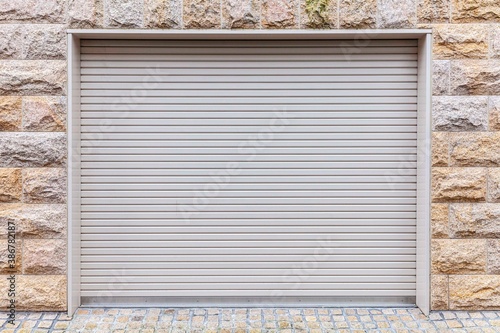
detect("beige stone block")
(431, 203), (449, 238)
(431, 275), (448, 310)
(433, 96), (488, 131)
(489, 168), (500, 202)
(0, 0), (65, 23)
(432, 60), (450, 95)
(432, 132), (448, 167)
(339, 0), (376, 28)
(433, 24), (489, 59)
(450, 133), (500, 166)
(222, 0), (260, 29)
(22, 25), (66, 60)
(491, 24), (500, 58)
(22, 168), (66, 204)
(417, 0), (450, 23)
(262, 0), (297, 29)
(0, 204), (66, 239)
(487, 239), (500, 274)
(489, 96), (500, 130)
(0, 60), (66, 95)
(449, 275), (500, 310)
(0, 169), (21, 203)
(0, 25), (22, 59)
(22, 96), (66, 132)
(450, 203), (500, 237)
(431, 239), (486, 274)
(23, 239), (66, 274)
(432, 167), (486, 202)
(301, 0), (337, 29)
(377, 0), (416, 28)
(69, 0), (104, 28)
(17, 275), (66, 310)
(0, 96), (22, 131)
(184, 0), (221, 28)
(145, 0), (181, 28)
(451, 0), (500, 23)
(105, 0), (144, 28)
(450, 60), (500, 95)
(0, 133), (66, 167)
(0, 239), (21, 274)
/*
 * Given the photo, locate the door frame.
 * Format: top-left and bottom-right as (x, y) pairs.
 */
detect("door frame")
(67, 29), (432, 315)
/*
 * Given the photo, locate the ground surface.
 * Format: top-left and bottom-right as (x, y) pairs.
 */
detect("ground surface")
(1, 308), (500, 332)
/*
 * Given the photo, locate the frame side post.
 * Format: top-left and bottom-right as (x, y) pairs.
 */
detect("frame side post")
(416, 33), (432, 315)
(67, 33), (81, 316)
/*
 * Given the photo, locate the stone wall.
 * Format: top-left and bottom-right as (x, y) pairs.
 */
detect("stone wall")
(0, 0), (498, 311)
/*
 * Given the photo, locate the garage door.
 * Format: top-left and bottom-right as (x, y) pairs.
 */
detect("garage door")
(79, 39), (418, 304)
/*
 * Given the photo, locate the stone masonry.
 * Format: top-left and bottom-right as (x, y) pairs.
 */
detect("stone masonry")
(0, 0), (499, 311)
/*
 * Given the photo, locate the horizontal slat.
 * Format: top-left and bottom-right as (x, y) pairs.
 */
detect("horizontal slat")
(81, 261), (416, 269)
(81, 276), (416, 284)
(81, 72), (417, 81)
(81, 254), (416, 262)
(80, 119), (417, 126)
(77, 219), (417, 226)
(80, 53), (418, 61)
(80, 290), (416, 297)
(81, 147), (417, 155)
(81, 268), (416, 276)
(81, 39), (418, 48)
(81, 197), (415, 205)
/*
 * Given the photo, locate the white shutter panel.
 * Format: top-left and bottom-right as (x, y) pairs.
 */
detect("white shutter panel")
(79, 39), (417, 304)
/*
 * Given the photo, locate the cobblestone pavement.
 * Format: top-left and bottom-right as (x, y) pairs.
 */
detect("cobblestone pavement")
(1, 308), (500, 332)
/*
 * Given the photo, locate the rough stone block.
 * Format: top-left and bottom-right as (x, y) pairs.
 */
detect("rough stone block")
(432, 167), (486, 202)
(145, 0), (181, 28)
(487, 240), (500, 274)
(22, 168), (66, 204)
(489, 96), (500, 130)
(450, 203), (500, 238)
(301, 0), (337, 29)
(451, 0), (500, 23)
(432, 96), (488, 131)
(431, 203), (449, 238)
(449, 275), (500, 310)
(0, 169), (21, 202)
(0, 239), (21, 274)
(0, 204), (66, 238)
(0, 133), (66, 167)
(431, 275), (449, 310)
(376, 0), (416, 28)
(0, 96), (22, 131)
(488, 168), (500, 202)
(23, 239), (66, 274)
(22, 96), (66, 132)
(17, 275), (66, 311)
(417, 0), (450, 23)
(262, 0), (297, 29)
(432, 132), (448, 167)
(222, 0), (259, 29)
(433, 24), (489, 59)
(450, 60), (500, 95)
(0, 0), (65, 23)
(184, 0), (221, 28)
(492, 24), (500, 58)
(22, 25), (66, 60)
(69, 0), (103, 28)
(450, 133), (500, 166)
(339, 0), (376, 28)
(105, 0), (143, 28)
(0, 25), (22, 59)
(0, 60), (66, 95)
(431, 239), (486, 274)
(432, 60), (450, 95)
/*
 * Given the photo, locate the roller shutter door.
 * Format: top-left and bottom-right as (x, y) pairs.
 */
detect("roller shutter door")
(79, 39), (418, 304)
